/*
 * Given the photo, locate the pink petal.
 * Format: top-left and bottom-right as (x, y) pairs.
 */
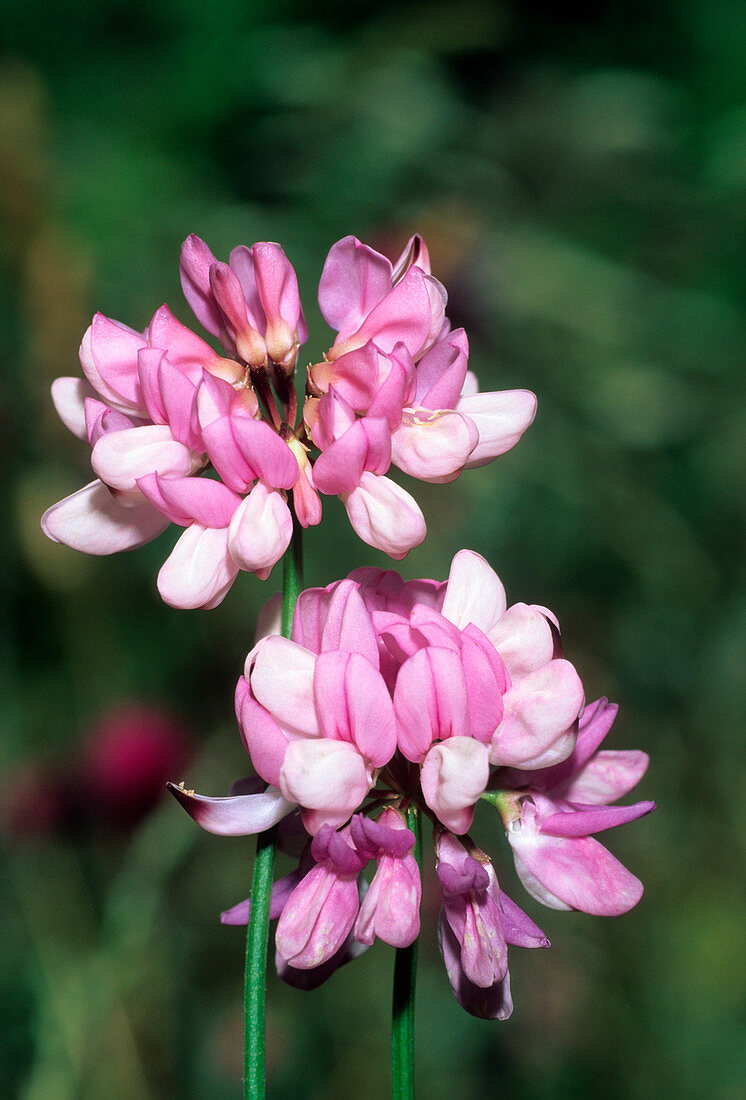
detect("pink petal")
(251, 241), (307, 360)
(81, 313), (148, 412)
(318, 235), (393, 338)
(309, 343), (384, 411)
(541, 800), (656, 837)
(91, 424), (200, 492)
(51, 377), (97, 439)
(167, 781), (292, 835)
(313, 417), (391, 496)
(41, 480), (169, 554)
(148, 303), (228, 382)
(414, 329), (469, 409)
(275, 861), (361, 967)
(458, 389), (537, 467)
(394, 646), (469, 762)
(561, 750), (650, 805)
(313, 651), (396, 767)
(341, 472), (426, 558)
(493, 659), (584, 769)
(488, 603), (557, 682)
(179, 234), (223, 338)
(439, 918), (514, 1020)
(420, 737), (490, 833)
(459, 625), (507, 742)
(227, 483), (292, 574)
(144, 473), (241, 529)
(441, 549), (507, 633)
(391, 408), (478, 483)
(278, 740), (371, 830)
(234, 678), (288, 788)
(510, 830), (644, 916)
(392, 234), (431, 280)
(249, 636), (319, 738)
(230, 413), (300, 489)
(330, 267), (433, 360)
(157, 524), (239, 609)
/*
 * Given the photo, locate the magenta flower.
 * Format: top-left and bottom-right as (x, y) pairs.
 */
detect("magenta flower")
(43, 234), (537, 599)
(498, 697), (656, 915)
(436, 831), (550, 1020)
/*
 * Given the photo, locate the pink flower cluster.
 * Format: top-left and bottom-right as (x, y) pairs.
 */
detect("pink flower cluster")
(42, 234), (536, 606)
(171, 550), (654, 1018)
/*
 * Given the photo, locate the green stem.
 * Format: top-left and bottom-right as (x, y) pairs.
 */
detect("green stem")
(243, 515), (303, 1099)
(391, 803), (422, 1100)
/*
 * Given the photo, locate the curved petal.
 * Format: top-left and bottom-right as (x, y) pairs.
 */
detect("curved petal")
(41, 480), (169, 554)
(318, 235), (393, 338)
(167, 781), (292, 835)
(342, 472), (426, 559)
(420, 737), (489, 833)
(91, 424), (200, 492)
(441, 549), (507, 633)
(228, 483), (292, 575)
(51, 377), (97, 439)
(391, 409), (478, 483)
(458, 389), (537, 468)
(279, 740), (371, 829)
(249, 636), (319, 738)
(157, 524), (239, 609)
(493, 660), (584, 769)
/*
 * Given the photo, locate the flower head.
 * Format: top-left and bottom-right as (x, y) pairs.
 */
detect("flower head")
(43, 234), (537, 604)
(171, 549), (653, 1017)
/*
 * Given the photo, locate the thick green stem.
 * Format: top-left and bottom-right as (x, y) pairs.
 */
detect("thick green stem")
(391, 803), (422, 1100)
(243, 515), (303, 1099)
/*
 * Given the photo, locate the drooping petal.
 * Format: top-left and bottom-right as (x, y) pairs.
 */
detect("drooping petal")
(560, 750), (651, 805)
(167, 781), (292, 835)
(510, 830), (644, 916)
(439, 918), (514, 1020)
(41, 480), (169, 554)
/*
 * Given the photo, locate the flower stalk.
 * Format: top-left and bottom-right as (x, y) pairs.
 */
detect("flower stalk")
(243, 512), (303, 1098)
(391, 803), (422, 1100)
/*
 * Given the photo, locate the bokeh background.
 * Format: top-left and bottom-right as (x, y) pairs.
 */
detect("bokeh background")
(2, 0), (745, 1095)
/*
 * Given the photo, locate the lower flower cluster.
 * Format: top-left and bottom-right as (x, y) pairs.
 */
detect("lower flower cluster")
(170, 550), (654, 1019)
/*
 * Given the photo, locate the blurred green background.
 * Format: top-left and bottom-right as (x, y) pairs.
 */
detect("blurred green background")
(2, 0), (745, 1095)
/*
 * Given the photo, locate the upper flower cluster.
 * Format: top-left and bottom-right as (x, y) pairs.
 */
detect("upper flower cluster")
(42, 234), (536, 607)
(171, 550), (654, 1017)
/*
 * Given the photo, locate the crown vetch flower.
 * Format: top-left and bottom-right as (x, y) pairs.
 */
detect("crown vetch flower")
(498, 697), (656, 915)
(43, 234), (537, 598)
(171, 548), (652, 1017)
